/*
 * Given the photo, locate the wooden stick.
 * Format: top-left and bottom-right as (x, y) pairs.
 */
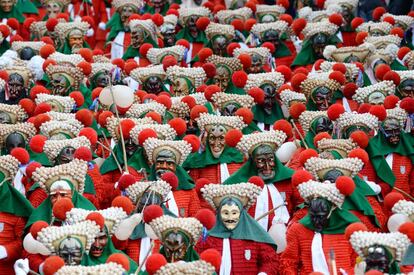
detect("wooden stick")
(255, 203), (287, 222)
(329, 249), (338, 275)
(96, 141), (123, 173)
(16, 262), (40, 275)
(135, 241), (155, 274)
(290, 119), (308, 149)
(394, 186), (414, 201)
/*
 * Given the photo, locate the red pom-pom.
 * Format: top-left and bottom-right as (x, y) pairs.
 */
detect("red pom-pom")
(332, 63), (346, 75)
(75, 109), (94, 127)
(289, 103), (306, 119)
(112, 58), (125, 70)
(344, 222), (368, 241)
(162, 55), (177, 71)
(350, 130), (369, 148)
(42, 59), (57, 71)
(0, 70), (8, 82)
(351, 17), (364, 30)
(225, 129), (242, 147)
(382, 16), (395, 25)
(238, 53), (252, 71)
(276, 0), (289, 8)
(232, 71), (248, 88)
(292, 18), (307, 36)
(33, 113), (51, 130)
(145, 111), (162, 124)
(92, 87), (103, 100)
(86, 212), (105, 230)
(124, 61), (138, 76)
(34, 102), (52, 116)
(161, 171), (179, 190)
(176, 39), (190, 50)
(46, 18), (58, 31)
(348, 148), (369, 165)
(372, 7), (386, 21)
(200, 249), (221, 272)
(118, 119), (136, 140)
(226, 42), (241, 56)
(10, 148), (30, 164)
(118, 173), (136, 191)
(166, 9), (179, 16)
(343, 83), (358, 99)
(92, 49), (104, 56)
(276, 65), (292, 81)
(10, 34), (23, 44)
(69, 91), (84, 107)
(202, 63), (216, 78)
(52, 198), (74, 220)
(278, 84), (293, 94)
(375, 64), (391, 81)
(78, 48), (93, 62)
(43, 256), (65, 275)
(146, 253), (167, 275)
(290, 73), (307, 91)
(329, 71), (346, 85)
(369, 105), (387, 121)
(30, 221), (49, 239)
(140, 13), (152, 20)
(398, 46), (411, 60)
(19, 98), (35, 116)
(168, 118), (187, 136)
(184, 134), (200, 152)
(235, 107), (253, 125)
(196, 84), (207, 93)
(383, 71), (401, 86)
(244, 1), (256, 12)
(74, 147), (92, 162)
(138, 43), (153, 58)
(213, 4), (226, 13)
(29, 135), (47, 153)
(335, 176), (355, 196)
(41, 36), (54, 45)
(248, 176), (264, 188)
(143, 205), (163, 223)
(355, 31), (368, 45)
(244, 18), (256, 32)
(299, 149), (318, 166)
(313, 132), (332, 148)
(39, 44), (55, 59)
(204, 84), (221, 101)
(98, 111), (113, 127)
(181, 96), (196, 110)
(384, 192), (405, 211)
(313, 59), (324, 71)
(151, 13), (164, 26)
(190, 105), (208, 120)
(358, 103), (372, 114)
(23, 17), (36, 31)
(26, 161), (41, 179)
(0, 25), (9, 38)
(195, 178), (211, 196)
(248, 87), (265, 104)
(56, 13), (69, 22)
(77, 61), (92, 76)
(273, 119), (292, 139)
(195, 209), (216, 230)
(198, 48), (213, 63)
(327, 104), (345, 121)
(196, 17), (210, 31)
(390, 26), (405, 38)
(329, 13), (343, 26)
(384, 95), (400, 109)
(279, 13), (293, 25)
(106, 253), (130, 271)
(231, 19), (244, 32)
(292, 170), (313, 187)
(261, 42), (275, 54)
(112, 196), (134, 215)
(398, 222), (414, 242)
(400, 97), (414, 114)
(155, 95), (172, 110)
(202, 1), (214, 11)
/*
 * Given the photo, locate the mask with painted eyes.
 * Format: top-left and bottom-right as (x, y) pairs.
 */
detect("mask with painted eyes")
(152, 0), (166, 13)
(58, 237), (83, 266)
(171, 77), (191, 96)
(187, 15), (199, 37)
(220, 198), (241, 230)
(344, 54), (361, 63)
(339, 5), (352, 26)
(90, 233), (108, 258)
(94, 72), (110, 88)
(365, 245), (390, 273)
(382, 118), (401, 146)
(68, 30), (84, 54)
(0, 112), (12, 124)
(312, 86), (332, 111)
(208, 125), (227, 158)
(161, 25), (176, 47)
(213, 66), (231, 92)
(311, 116), (333, 135)
(46, 1), (62, 18)
(398, 79), (414, 98)
(263, 29), (279, 50)
(309, 198), (332, 233)
(5, 132), (25, 154)
(57, 146), (76, 164)
(222, 102), (239, 116)
(125, 138), (138, 158)
(322, 169), (344, 183)
(131, 27), (145, 48)
(253, 144), (276, 181)
(248, 54), (263, 74)
(260, 14), (277, 23)
(311, 33), (328, 60)
(155, 149), (177, 180)
(144, 76), (163, 95)
(261, 83), (276, 115)
(368, 91), (386, 105)
(343, 125), (371, 139)
(120, 5), (137, 28)
(51, 74), (71, 96)
(136, 191), (163, 213)
(212, 35), (228, 57)
(7, 73), (26, 101)
(163, 231), (188, 262)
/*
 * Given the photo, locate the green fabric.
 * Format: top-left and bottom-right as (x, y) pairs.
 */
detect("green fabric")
(402, 244), (414, 265)
(28, 147), (51, 166)
(366, 132), (414, 186)
(302, 131), (316, 149)
(252, 104), (284, 125)
(363, 72), (372, 86)
(273, 40), (291, 58)
(208, 197), (276, 248)
(59, 39), (90, 55)
(0, 177), (33, 217)
(85, 174), (96, 195)
(149, 165), (195, 190)
(100, 144), (150, 175)
(305, 90), (340, 111)
(242, 122), (261, 134)
(160, 243), (199, 262)
(291, 36), (340, 67)
(0, 40), (10, 56)
(390, 60), (407, 71)
(25, 185), (96, 229)
(0, 6), (25, 23)
(122, 37), (159, 60)
(176, 27), (208, 44)
(106, 13), (126, 42)
(144, 4), (169, 15)
(183, 143), (244, 169)
(224, 158), (293, 185)
(299, 207), (360, 234)
(81, 228), (137, 273)
(16, 0), (39, 14)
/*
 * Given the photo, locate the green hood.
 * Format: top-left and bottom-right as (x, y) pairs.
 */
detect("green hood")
(0, 6), (25, 23)
(252, 103), (284, 125)
(292, 36), (341, 67)
(176, 27), (208, 44)
(100, 144), (150, 175)
(0, 175), (33, 217)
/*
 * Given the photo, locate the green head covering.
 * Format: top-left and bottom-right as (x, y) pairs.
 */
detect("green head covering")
(176, 27), (208, 44)
(252, 102), (284, 125)
(100, 144), (150, 175)
(208, 197), (276, 248)
(292, 36), (341, 67)
(149, 164), (195, 190)
(159, 231), (200, 262)
(0, 5), (25, 23)
(0, 171), (33, 217)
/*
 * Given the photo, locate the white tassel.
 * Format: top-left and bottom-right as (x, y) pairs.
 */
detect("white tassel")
(23, 234), (51, 256)
(113, 213), (142, 241)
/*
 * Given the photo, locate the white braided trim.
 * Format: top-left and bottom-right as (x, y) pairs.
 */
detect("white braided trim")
(147, 45), (187, 65)
(35, 93), (76, 113)
(130, 65), (166, 84)
(11, 41), (46, 53)
(352, 80), (396, 104)
(49, 52), (85, 67)
(46, 111), (75, 121)
(205, 22), (235, 41)
(211, 92), (254, 110)
(336, 112), (379, 132)
(356, 22), (393, 34)
(130, 124), (177, 143)
(166, 65), (206, 88)
(216, 7), (252, 23)
(317, 138), (357, 155)
(205, 55), (243, 73)
(40, 119), (83, 140)
(245, 72), (285, 91)
(233, 47), (271, 64)
(91, 62), (116, 78)
(256, 4), (286, 18)
(386, 106), (407, 128)
(112, 0), (144, 10)
(125, 180), (171, 204)
(143, 137), (192, 165)
(280, 89), (307, 107)
(155, 260), (216, 275)
(319, 61), (360, 80)
(381, 13), (414, 30)
(0, 155), (20, 180)
(177, 7), (210, 25)
(299, 111), (329, 133)
(298, 180), (345, 207)
(129, 19), (157, 42)
(126, 102), (167, 119)
(196, 113), (246, 131)
(392, 200), (414, 217)
(55, 262), (126, 275)
(106, 117), (155, 142)
(304, 157), (364, 180)
(0, 122), (36, 145)
(251, 20), (289, 38)
(302, 21), (338, 40)
(236, 130), (287, 156)
(150, 215), (203, 244)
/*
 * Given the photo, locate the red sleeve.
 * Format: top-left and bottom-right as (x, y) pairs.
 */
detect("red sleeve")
(28, 188), (48, 208)
(409, 166), (414, 198)
(257, 242), (279, 275)
(112, 235), (128, 250)
(187, 189), (201, 217)
(2, 217), (25, 262)
(22, 250), (46, 273)
(88, 165), (106, 209)
(279, 223), (301, 275)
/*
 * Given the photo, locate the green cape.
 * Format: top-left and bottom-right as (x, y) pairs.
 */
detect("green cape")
(366, 132), (414, 186)
(122, 36), (159, 60)
(106, 13), (126, 42)
(291, 36), (341, 67)
(0, 39), (10, 56)
(59, 39), (91, 55)
(0, 6), (25, 23)
(149, 165), (195, 190)
(0, 174), (33, 217)
(299, 207), (360, 234)
(390, 60), (407, 71)
(100, 144), (150, 175)
(182, 143), (244, 169)
(208, 197), (276, 248)
(16, 0), (39, 14)
(252, 104), (284, 125)
(144, 4), (169, 15)
(223, 158), (293, 185)
(176, 27), (208, 44)
(273, 40), (291, 58)
(402, 244), (414, 265)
